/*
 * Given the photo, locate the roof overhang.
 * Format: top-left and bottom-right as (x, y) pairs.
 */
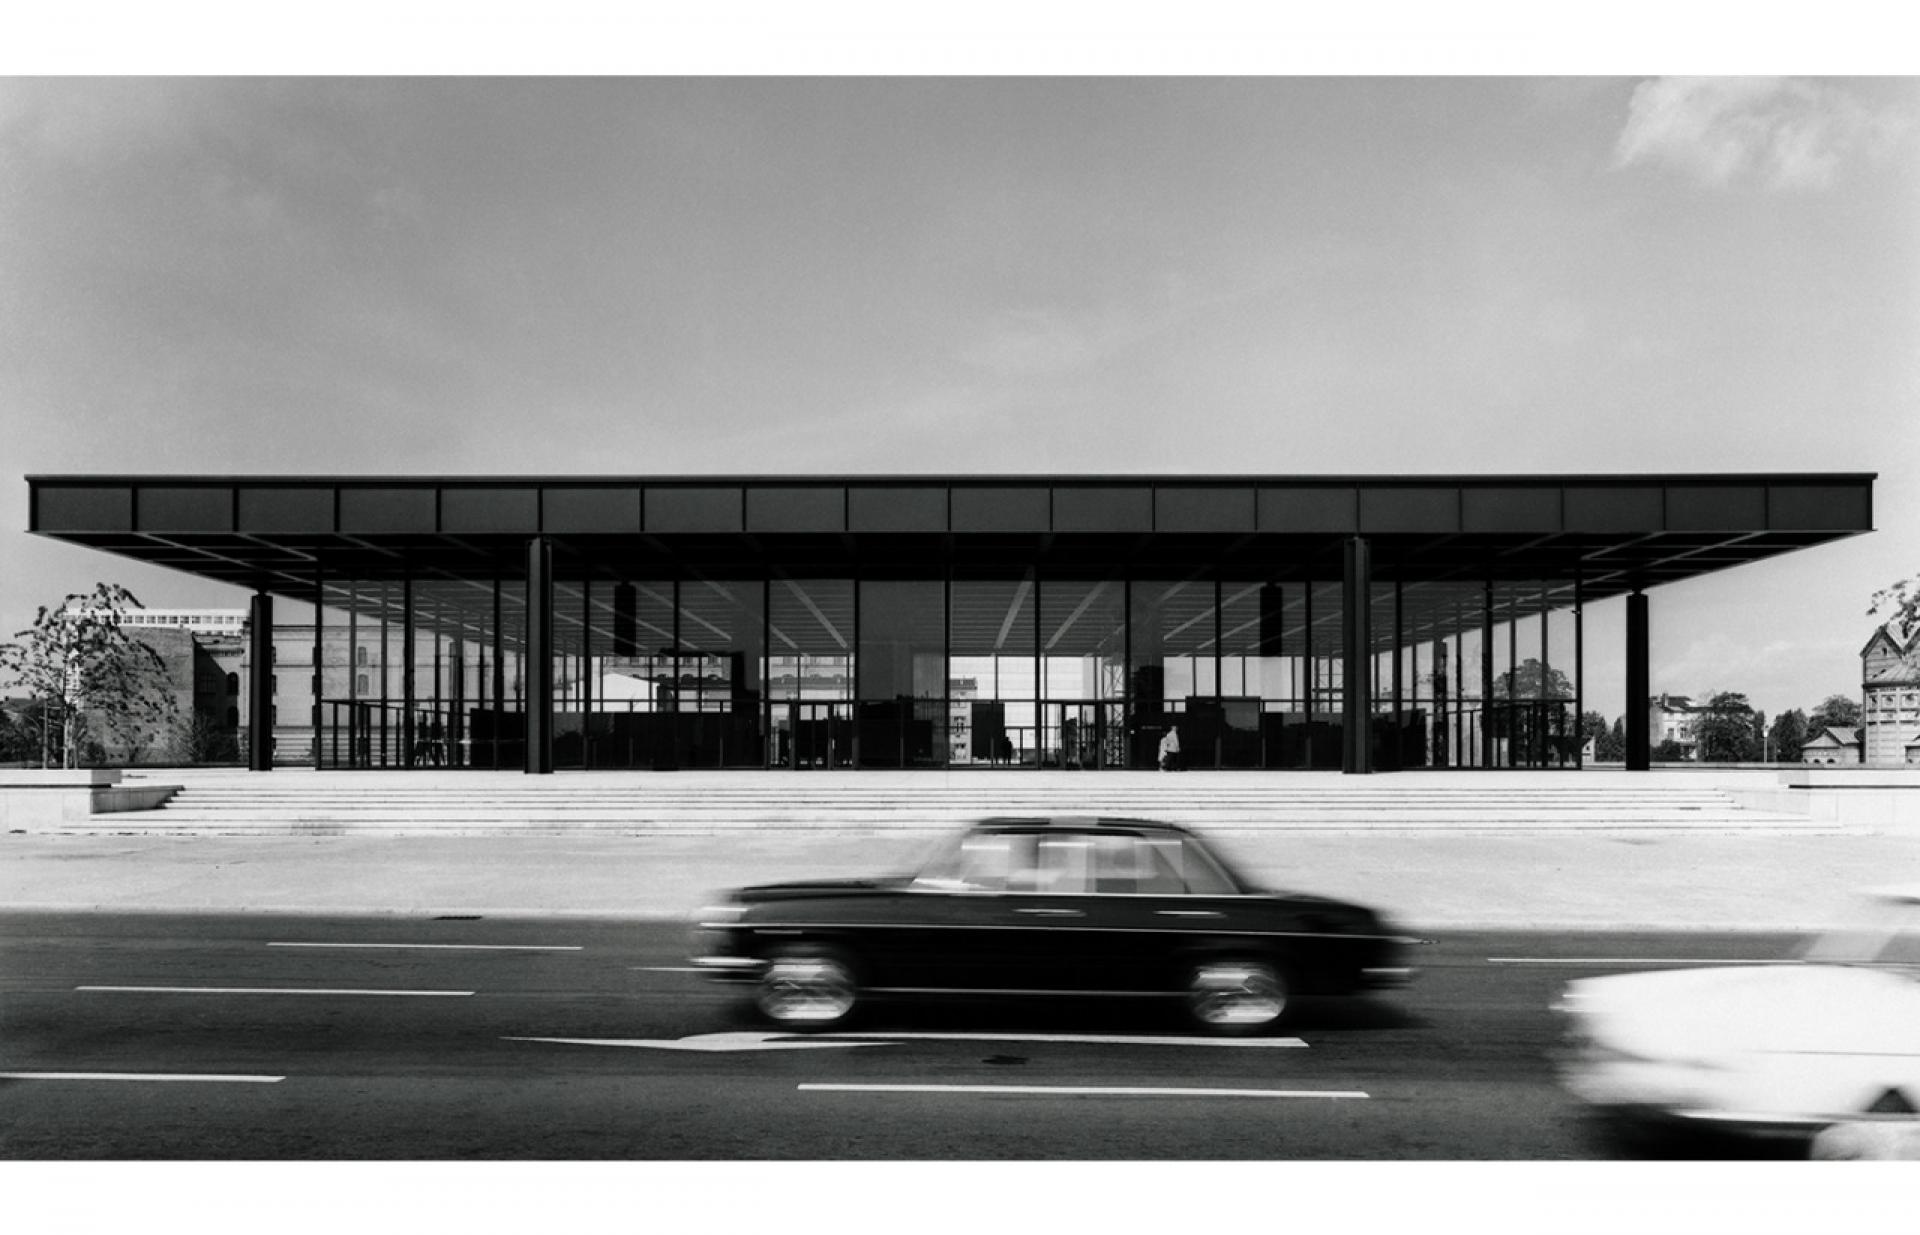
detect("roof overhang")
(27, 473), (1875, 612)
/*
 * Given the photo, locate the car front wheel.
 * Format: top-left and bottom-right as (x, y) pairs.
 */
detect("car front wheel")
(1185, 958), (1288, 1034)
(755, 946), (860, 1030)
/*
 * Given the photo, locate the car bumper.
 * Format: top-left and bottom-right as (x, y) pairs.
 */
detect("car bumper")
(1556, 1050), (1835, 1142)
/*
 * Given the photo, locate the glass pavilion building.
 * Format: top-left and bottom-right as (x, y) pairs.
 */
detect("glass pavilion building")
(26, 474), (1875, 775)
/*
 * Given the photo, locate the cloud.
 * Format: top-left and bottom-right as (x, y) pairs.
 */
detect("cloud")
(1613, 77), (1906, 191)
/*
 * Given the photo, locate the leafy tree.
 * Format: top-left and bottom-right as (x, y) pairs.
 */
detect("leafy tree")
(1653, 738), (1688, 762)
(0, 584), (178, 768)
(1695, 690), (1759, 761)
(167, 711), (240, 764)
(1694, 690), (1760, 762)
(1809, 693), (1862, 733)
(1493, 658), (1575, 700)
(1579, 710), (1625, 762)
(1599, 716), (1626, 762)
(1870, 575), (1919, 634)
(0, 705), (22, 764)
(1487, 658), (1577, 761)
(1768, 709), (1808, 764)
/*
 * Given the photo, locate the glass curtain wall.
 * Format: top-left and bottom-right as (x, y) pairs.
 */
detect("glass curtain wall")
(952, 577), (1036, 767)
(1215, 583), (1271, 769)
(318, 576), (524, 770)
(767, 578), (854, 768)
(310, 559), (1585, 773)
(1130, 581), (1220, 769)
(674, 580), (767, 769)
(857, 580), (946, 768)
(1386, 579), (1580, 769)
(1037, 578), (1125, 769)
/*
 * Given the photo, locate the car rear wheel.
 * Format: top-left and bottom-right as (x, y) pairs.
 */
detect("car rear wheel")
(1185, 958), (1288, 1034)
(755, 946), (860, 1030)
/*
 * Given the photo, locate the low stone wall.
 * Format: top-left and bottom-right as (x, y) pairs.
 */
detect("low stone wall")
(0, 770), (180, 828)
(1725, 768), (1920, 832)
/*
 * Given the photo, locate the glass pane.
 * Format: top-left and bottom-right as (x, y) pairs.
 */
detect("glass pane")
(768, 578), (853, 702)
(952, 578), (1035, 766)
(859, 580), (944, 768)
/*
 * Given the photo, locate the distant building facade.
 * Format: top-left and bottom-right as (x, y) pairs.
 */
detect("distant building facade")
(1648, 693), (1708, 759)
(1862, 624), (1920, 766)
(1801, 726), (1863, 766)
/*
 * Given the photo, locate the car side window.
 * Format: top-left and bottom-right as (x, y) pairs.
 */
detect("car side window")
(1009, 834), (1093, 894)
(914, 832), (1016, 891)
(1091, 835), (1182, 894)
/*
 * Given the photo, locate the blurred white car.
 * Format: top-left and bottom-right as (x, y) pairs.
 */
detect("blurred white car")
(1554, 886), (1920, 1145)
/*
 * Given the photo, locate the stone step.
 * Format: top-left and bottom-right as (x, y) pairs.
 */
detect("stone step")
(113, 788), (1825, 834)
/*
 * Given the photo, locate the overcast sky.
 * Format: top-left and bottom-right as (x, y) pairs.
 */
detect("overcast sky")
(3, 65), (1916, 721)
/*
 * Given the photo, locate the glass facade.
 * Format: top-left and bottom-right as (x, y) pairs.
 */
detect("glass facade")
(313, 564), (1586, 772)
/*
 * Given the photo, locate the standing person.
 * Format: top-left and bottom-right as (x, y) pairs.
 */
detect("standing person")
(1158, 724), (1181, 772)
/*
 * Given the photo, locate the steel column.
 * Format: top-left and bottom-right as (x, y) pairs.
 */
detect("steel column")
(525, 537), (554, 774)
(1341, 536), (1372, 774)
(247, 591), (274, 772)
(1626, 590), (1650, 771)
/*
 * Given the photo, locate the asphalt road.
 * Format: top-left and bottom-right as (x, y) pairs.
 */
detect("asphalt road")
(0, 911), (1809, 1161)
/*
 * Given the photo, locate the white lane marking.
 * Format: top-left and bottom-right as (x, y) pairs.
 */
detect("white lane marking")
(77, 986), (474, 996)
(1488, 957), (1794, 966)
(800, 1084), (1368, 1099)
(504, 1032), (881, 1052)
(0, 1072), (284, 1083)
(829, 1032), (1308, 1048)
(270, 942), (583, 951)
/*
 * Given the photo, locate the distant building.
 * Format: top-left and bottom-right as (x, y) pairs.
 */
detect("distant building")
(1862, 624), (1920, 766)
(1801, 726), (1863, 766)
(107, 608), (248, 637)
(1648, 694), (1709, 759)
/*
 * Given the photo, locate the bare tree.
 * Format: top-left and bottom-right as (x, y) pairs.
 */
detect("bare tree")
(0, 583), (178, 768)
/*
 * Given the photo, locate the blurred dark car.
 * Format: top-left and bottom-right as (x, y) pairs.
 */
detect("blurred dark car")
(690, 815), (1413, 1034)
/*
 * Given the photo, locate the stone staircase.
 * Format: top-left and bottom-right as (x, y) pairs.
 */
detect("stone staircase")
(98, 773), (1833, 836)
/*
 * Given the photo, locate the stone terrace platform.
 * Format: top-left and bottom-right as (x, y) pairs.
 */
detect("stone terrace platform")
(25, 766), (1882, 837)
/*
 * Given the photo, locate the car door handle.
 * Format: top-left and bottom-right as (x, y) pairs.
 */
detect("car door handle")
(1014, 907), (1084, 917)
(1156, 910), (1225, 919)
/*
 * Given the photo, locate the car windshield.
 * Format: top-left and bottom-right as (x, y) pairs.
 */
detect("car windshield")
(910, 825), (1243, 895)
(1796, 894), (1920, 971)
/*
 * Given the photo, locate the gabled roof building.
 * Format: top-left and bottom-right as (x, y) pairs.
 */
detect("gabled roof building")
(1863, 623), (1920, 767)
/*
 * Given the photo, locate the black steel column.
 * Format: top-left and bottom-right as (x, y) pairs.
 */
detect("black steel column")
(248, 591), (274, 772)
(1389, 580), (1403, 771)
(401, 571), (416, 766)
(312, 565), (324, 769)
(1626, 590), (1650, 771)
(525, 537), (555, 774)
(1481, 581), (1496, 768)
(1341, 536), (1373, 775)
(491, 575), (505, 770)
(1574, 571), (1585, 769)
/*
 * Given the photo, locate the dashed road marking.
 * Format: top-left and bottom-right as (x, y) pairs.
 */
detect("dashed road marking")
(270, 942), (583, 951)
(799, 1083), (1367, 1099)
(77, 986), (475, 996)
(1488, 957), (1792, 966)
(829, 1031), (1308, 1048)
(0, 1072), (284, 1083)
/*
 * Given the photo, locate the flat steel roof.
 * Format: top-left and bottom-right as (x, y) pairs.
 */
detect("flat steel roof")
(26, 473), (1875, 607)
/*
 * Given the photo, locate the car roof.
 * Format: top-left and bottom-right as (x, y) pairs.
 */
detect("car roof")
(972, 815), (1194, 836)
(1865, 885), (1920, 905)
